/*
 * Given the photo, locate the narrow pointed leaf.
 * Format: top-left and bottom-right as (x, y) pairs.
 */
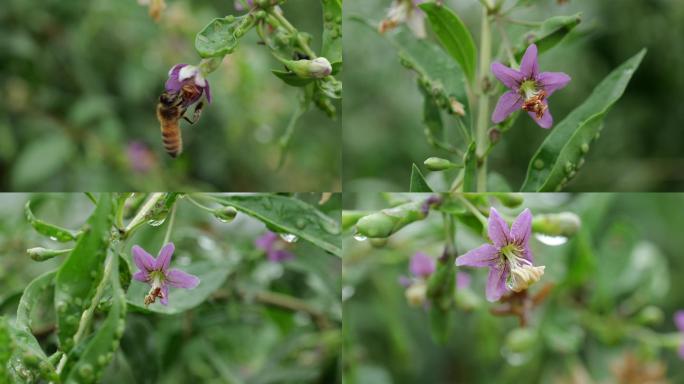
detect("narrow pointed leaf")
(25, 200), (78, 242)
(410, 164), (433, 192)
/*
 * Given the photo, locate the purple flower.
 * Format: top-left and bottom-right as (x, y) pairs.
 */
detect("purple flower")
(255, 232), (295, 263)
(165, 64), (212, 106)
(456, 272), (471, 290)
(127, 141), (156, 173)
(410, 252), (435, 278)
(491, 44), (571, 129)
(675, 310), (684, 359)
(455, 208), (545, 302)
(379, 0), (426, 38)
(132, 243), (200, 306)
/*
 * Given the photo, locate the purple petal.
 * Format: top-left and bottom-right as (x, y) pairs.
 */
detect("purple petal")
(492, 91), (523, 123)
(538, 71), (571, 96)
(491, 62), (523, 89)
(165, 64), (187, 93)
(398, 276), (412, 288)
(486, 264), (509, 302)
(160, 285), (169, 305)
(132, 270), (149, 282)
(528, 100), (553, 129)
(487, 207), (510, 248)
(455, 244), (499, 267)
(268, 249), (295, 262)
(255, 232), (278, 251)
(166, 268), (200, 289)
(510, 209), (532, 246)
(204, 81), (212, 104)
(456, 272), (471, 290)
(155, 243), (175, 271)
(132, 245), (155, 272)
(520, 44), (539, 79)
(410, 252), (436, 277)
(675, 310), (684, 331)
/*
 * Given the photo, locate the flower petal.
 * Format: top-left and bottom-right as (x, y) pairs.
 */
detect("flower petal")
(132, 245), (155, 272)
(528, 100), (553, 129)
(165, 64), (187, 93)
(487, 207), (510, 247)
(410, 252), (436, 277)
(204, 80), (212, 104)
(132, 270), (149, 282)
(255, 232), (278, 251)
(491, 62), (523, 89)
(675, 310), (684, 331)
(520, 44), (539, 79)
(268, 249), (295, 262)
(538, 71), (570, 96)
(178, 65), (199, 81)
(155, 242), (175, 271)
(492, 91), (523, 123)
(160, 285), (169, 305)
(166, 268), (200, 289)
(455, 244), (499, 267)
(510, 209), (532, 245)
(486, 264), (509, 302)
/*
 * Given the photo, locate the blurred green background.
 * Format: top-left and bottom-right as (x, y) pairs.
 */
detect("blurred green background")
(0, 193), (341, 383)
(343, 0), (684, 192)
(0, 0), (340, 192)
(343, 193), (684, 383)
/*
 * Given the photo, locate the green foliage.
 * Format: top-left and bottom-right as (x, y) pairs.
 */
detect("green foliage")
(195, 16), (250, 58)
(521, 49), (646, 191)
(25, 201), (78, 243)
(514, 13), (582, 59)
(409, 164), (432, 192)
(321, 0), (343, 67)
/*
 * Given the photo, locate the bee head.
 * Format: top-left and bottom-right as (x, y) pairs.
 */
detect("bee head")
(159, 92), (183, 107)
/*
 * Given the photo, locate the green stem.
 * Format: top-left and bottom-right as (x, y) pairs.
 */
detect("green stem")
(123, 192), (165, 236)
(476, 7), (492, 192)
(185, 194), (216, 213)
(266, 8), (317, 58)
(456, 195), (488, 226)
(162, 204), (177, 246)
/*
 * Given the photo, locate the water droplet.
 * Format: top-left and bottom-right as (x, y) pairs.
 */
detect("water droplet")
(147, 217), (166, 227)
(534, 234), (568, 246)
(534, 159), (545, 169)
(501, 346), (532, 367)
(342, 286), (355, 301)
(295, 218), (307, 229)
(577, 158), (586, 169)
(564, 162), (574, 174)
(279, 233), (299, 243)
(568, 170), (577, 180)
(321, 220), (341, 235)
(213, 207), (237, 223)
(352, 231), (367, 242)
(580, 143), (589, 154)
(49, 236), (58, 241)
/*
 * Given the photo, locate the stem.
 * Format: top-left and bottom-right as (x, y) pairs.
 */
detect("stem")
(456, 195), (488, 226)
(162, 204), (177, 246)
(475, 7), (492, 192)
(266, 8), (317, 58)
(123, 192), (165, 236)
(185, 194), (216, 213)
(56, 248), (118, 375)
(495, 18), (517, 66)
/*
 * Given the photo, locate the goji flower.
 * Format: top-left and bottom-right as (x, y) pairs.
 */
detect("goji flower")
(255, 232), (295, 262)
(132, 243), (200, 306)
(379, 0), (426, 38)
(491, 44), (570, 129)
(456, 208), (545, 302)
(165, 64), (212, 106)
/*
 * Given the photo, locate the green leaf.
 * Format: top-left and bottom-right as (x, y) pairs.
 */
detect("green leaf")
(515, 13), (582, 59)
(54, 194), (115, 352)
(271, 70), (315, 87)
(321, 0), (342, 67)
(419, 3), (477, 84)
(211, 194), (342, 256)
(11, 133), (75, 189)
(409, 164), (433, 192)
(65, 253), (126, 384)
(195, 16), (246, 58)
(126, 261), (230, 315)
(462, 142), (478, 192)
(25, 200), (78, 242)
(521, 49), (646, 192)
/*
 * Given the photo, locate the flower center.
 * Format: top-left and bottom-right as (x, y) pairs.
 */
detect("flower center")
(144, 271), (166, 306)
(500, 243), (545, 292)
(519, 80), (547, 120)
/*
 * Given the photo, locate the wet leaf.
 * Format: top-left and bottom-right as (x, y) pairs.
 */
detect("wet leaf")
(25, 200), (78, 242)
(321, 0), (342, 68)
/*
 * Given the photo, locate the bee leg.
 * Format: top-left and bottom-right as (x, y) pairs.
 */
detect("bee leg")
(182, 102), (204, 125)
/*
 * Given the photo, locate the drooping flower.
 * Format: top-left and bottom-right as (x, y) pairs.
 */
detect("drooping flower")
(165, 64), (212, 106)
(132, 243), (200, 306)
(491, 44), (571, 129)
(675, 310), (684, 359)
(255, 231), (295, 262)
(379, 0), (426, 38)
(456, 208), (545, 302)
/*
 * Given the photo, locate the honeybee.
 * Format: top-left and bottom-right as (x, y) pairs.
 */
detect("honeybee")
(156, 83), (204, 158)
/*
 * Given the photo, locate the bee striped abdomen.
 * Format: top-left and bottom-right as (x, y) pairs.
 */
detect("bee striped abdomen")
(156, 103), (183, 158)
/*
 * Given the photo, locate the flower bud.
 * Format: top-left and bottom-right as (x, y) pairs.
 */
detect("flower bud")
(355, 201), (428, 238)
(532, 212), (581, 238)
(424, 157), (458, 171)
(405, 282), (428, 307)
(27, 247), (71, 261)
(285, 57), (332, 79)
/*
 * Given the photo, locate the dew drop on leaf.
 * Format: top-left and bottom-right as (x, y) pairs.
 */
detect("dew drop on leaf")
(352, 232), (367, 242)
(534, 233), (568, 246)
(280, 233), (299, 243)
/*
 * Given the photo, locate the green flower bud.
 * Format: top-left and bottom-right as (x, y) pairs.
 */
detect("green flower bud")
(355, 201), (427, 238)
(285, 57), (332, 79)
(26, 247), (71, 261)
(532, 212), (581, 238)
(342, 210), (371, 231)
(424, 157), (460, 171)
